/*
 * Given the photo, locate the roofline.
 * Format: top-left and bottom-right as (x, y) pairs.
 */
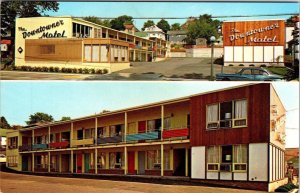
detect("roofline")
(222, 19), (285, 23)
(19, 83), (261, 132)
(17, 16), (156, 43)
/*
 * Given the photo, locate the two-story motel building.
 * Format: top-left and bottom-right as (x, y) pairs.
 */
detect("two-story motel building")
(15, 16), (167, 73)
(6, 83), (286, 191)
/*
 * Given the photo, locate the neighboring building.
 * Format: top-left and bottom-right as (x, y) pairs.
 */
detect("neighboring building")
(6, 83), (286, 192)
(223, 19), (285, 67)
(144, 25), (166, 41)
(15, 16), (167, 73)
(167, 30), (187, 45)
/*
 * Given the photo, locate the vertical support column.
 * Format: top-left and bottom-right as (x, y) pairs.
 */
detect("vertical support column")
(124, 146), (128, 175)
(124, 112), (128, 175)
(185, 147), (188, 177)
(95, 117), (98, 145)
(151, 42), (154, 62)
(59, 153), (62, 173)
(48, 126), (51, 144)
(100, 27), (102, 38)
(161, 105), (164, 177)
(32, 153), (35, 172)
(117, 32), (119, 40)
(161, 144), (164, 176)
(106, 29), (109, 39)
(70, 122), (73, 147)
(95, 148), (98, 174)
(70, 150), (73, 173)
(32, 129), (35, 145)
(48, 151), (50, 173)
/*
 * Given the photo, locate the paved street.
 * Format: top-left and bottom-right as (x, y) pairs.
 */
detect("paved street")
(0, 58), (243, 80)
(0, 172), (265, 193)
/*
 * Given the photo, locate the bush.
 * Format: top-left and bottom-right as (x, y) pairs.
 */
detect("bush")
(54, 67), (60, 72)
(78, 68), (83, 73)
(90, 69), (95, 74)
(249, 64), (255, 67)
(275, 183), (298, 192)
(41, 67), (49, 72)
(239, 64), (244, 66)
(72, 68), (78, 73)
(66, 68), (72, 73)
(103, 69), (108, 74)
(61, 67), (66, 73)
(260, 64), (267, 67)
(49, 67), (54, 72)
(96, 69), (103, 74)
(83, 68), (90, 74)
(229, 64), (234, 66)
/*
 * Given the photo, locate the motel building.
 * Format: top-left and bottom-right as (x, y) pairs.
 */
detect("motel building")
(6, 83), (287, 192)
(15, 16), (167, 73)
(223, 19), (285, 67)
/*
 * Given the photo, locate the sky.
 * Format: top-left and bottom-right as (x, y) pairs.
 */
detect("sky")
(0, 82), (299, 148)
(45, 2), (300, 29)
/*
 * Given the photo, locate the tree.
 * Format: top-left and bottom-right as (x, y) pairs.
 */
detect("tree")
(0, 116), (11, 129)
(157, 19), (170, 33)
(1, 1), (59, 37)
(83, 16), (111, 28)
(60, 116), (71, 121)
(26, 112), (54, 125)
(184, 14), (220, 45)
(110, 15), (133, 31)
(142, 20), (155, 31)
(171, 23), (181, 31)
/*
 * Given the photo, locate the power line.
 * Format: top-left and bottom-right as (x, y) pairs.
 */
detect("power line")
(0, 13), (298, 19)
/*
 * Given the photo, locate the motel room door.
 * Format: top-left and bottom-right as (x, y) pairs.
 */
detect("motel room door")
(138, 121), (146, 133)
(138, 151), (145, 175)
(84, 153), (90, 173)
(128, 151), (135, 174)
(22, 156), (28, 171)
(77, 154), (82, 173)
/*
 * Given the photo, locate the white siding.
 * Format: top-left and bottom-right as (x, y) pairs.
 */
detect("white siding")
(253, 46), (264, 62)
(191, 146), (205, 179)
(233, 46), (243, 62)
(207, 172), (218, 179)
(264, 46), (274, 62)
(224, 46), (233, 62)
(220, 172), (232, 180)
(243, 46), (253, 62)
(234, 172), (247, 181)
(92, 45), (99, 62)
(249, 143), (268, 181)
(269, 145), (273, 181)
(100, 45), (108, 62)
(274, 46), (284, 62)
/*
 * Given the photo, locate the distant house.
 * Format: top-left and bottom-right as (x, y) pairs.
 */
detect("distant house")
(167, 30), (187, 45)
(285, 148), (299, 176)
(0, 129), (7, 155)
(144, 25), (165, 40)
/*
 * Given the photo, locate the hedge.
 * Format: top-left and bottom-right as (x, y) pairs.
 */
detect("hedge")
(14, 66), (108, 74)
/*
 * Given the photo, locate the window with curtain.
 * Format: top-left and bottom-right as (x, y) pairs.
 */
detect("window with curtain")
(207, 146), (220, 171)
(233, 145), (247, 171)
(97, 152), (106, 169)
(164, 117), (171, 130)
(147, 150), (161, 170)
(109, 152), (116, 169)
(234, 100), (247, 127)
(164, 150), (170, 170)
(100, 45), (108, 62)
(147, 120), (156, 132)
(84, 45), (91, 62)
(207, 104), (219, 129)
(109, 126), (116, 137)
(92, 45), (100, 62)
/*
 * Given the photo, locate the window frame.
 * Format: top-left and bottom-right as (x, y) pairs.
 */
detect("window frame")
(206, 99), (248, 130)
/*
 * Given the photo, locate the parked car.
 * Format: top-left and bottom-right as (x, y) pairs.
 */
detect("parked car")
(216, 67), (285, 81)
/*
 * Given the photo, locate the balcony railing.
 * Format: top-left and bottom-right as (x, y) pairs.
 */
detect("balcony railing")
(126, 131), (160, 142)
(97, 135), (123, 144)
(32, 144), (48, 150)
(72, 138), (94, 146)
(49, 141), (70, 149)
(19, 144), (32, 152)
(162, 127), (189, 139)
(135, 45), (142, 49)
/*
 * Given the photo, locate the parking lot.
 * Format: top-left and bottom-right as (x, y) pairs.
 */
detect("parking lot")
(1, 58), (243, 80)
(0, 172), (265, 193)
